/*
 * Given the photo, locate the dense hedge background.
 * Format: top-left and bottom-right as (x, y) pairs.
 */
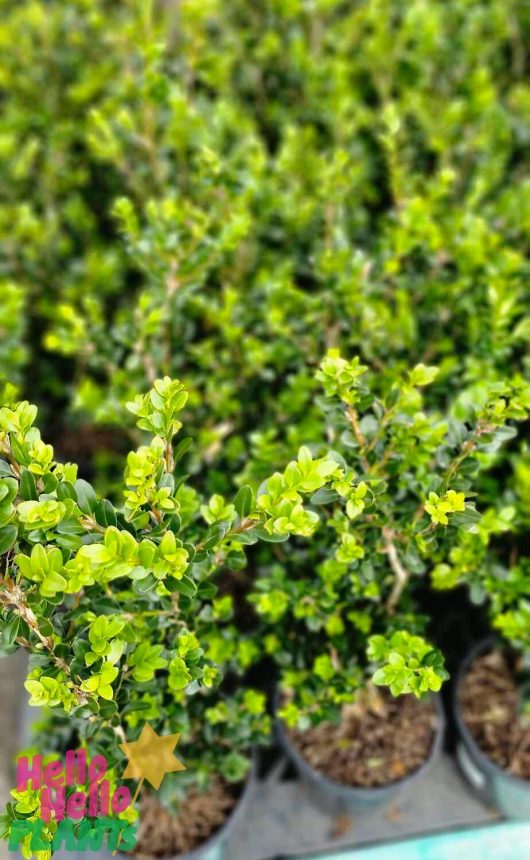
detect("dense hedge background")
(2, 0), (530, 490)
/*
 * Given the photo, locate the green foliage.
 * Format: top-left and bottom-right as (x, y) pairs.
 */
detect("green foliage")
(0, 377), (339, 856)
(253, 353), (529, 727)
(2, 0), (530, 847)
(1, 0), (529, 488)
(2, 0), (530, 671)
(126, 377), (188, 443)
(432, 505), (530, 655)
(368, 632), (449, 698)
(0, 283), (26, 392)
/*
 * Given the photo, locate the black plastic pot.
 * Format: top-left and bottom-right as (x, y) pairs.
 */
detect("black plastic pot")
(454, 637), (530, 819)
(76, 759), (257, 860)
(276, 694), (446, 816)
(143, 758), (255, 860)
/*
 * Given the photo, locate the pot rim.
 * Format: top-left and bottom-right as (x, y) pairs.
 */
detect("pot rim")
(123, 752), (256, 860)
(453, 635), (530, 790)
(275, 688), (445, 797)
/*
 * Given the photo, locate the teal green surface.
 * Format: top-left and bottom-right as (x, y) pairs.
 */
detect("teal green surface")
(305, 823), (530, 860)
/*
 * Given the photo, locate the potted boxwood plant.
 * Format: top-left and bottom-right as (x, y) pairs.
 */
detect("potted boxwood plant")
(251, 351), (530, 813)
(0, 376), (340, 858)
(453, 634), (530, 820)
(432, 439), (530, 818)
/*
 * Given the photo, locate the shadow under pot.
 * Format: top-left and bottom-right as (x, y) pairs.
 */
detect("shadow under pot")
(454, 637), (530, 819)
(275, 690), (445, 816)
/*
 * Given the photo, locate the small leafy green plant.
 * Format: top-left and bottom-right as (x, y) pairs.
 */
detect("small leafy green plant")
(0, 375), (339, 856)
(252, 352), (530, 728)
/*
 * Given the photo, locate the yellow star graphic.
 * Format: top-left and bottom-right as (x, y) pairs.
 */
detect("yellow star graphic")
(119, 722), (186, 791)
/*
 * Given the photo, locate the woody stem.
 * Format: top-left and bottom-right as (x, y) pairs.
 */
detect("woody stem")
(382, 526), (410, 614)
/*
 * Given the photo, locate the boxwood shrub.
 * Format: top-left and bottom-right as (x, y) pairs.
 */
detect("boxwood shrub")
(0, 376), (341, 853)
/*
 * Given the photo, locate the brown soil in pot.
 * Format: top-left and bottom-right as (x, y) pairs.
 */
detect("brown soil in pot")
(287, 692), (437, 788)
(459, 649), (530, 779)
(131, 778), (236, 858)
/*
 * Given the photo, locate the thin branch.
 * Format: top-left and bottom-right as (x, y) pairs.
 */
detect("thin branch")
(345, 406), (370, 471)
(80, 516), (106, 534)
(164, 442), (175, 474)
(382, 526), (410, 614)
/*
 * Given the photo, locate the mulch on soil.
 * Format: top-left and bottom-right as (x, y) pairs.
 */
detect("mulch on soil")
(132, 778), (236, 858)
(288, 692), (437, 788)
(460, 649), (530, 779)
